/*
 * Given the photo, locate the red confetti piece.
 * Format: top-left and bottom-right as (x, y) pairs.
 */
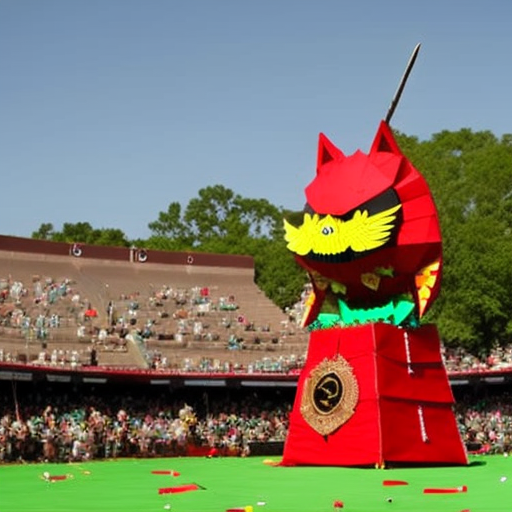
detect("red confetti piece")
(333, 500), (344, 508)
(49, 475), (67, 481)
(383, 480), (409, 486)
(423, 485), (467, 494)
(151, 470), (180, 476)
(158, 484), (200, 494)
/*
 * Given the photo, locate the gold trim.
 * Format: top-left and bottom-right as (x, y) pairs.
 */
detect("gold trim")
(300, 355), (359, 436)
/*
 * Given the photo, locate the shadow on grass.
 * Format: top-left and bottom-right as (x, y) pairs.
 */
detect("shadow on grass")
(468, 460), (487, 467)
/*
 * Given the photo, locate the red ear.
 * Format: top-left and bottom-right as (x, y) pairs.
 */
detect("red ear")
(370, 121), (402, 156)
(317, 133), (345, 173)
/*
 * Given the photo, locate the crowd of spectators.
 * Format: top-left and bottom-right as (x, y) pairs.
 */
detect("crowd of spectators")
(0, 387), (291, 463)
(1, 382), (511, 464)
(443, 345), (512, 374)
(143, 345), (512, 376)
(455, 392), (512, 454)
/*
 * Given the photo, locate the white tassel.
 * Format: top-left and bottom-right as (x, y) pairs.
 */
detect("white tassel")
(404, 331), (414, 375)
(418, 406), (429, 443)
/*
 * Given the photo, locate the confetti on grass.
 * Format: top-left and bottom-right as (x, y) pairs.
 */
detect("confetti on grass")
(423, 485), (467, 494)
(158, 484), (203, 494)
(383, 480), (409, 486)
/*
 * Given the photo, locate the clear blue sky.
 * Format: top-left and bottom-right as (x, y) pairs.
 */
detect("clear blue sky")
(1, 1), (511, 241)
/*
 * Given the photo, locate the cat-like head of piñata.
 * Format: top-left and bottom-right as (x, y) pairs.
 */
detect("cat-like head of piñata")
(284, 121), (442, 330)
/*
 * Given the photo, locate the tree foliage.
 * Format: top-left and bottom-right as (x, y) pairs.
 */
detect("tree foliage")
(31, 222), (130, 247)
(396, 129), (512, 355)
(146, 202), (193, 249)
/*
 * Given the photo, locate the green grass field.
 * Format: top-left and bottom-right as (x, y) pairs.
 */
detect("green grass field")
(0, 455), (510, 512)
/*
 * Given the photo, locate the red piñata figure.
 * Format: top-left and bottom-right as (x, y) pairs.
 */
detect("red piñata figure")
(281, 46), (467, 467)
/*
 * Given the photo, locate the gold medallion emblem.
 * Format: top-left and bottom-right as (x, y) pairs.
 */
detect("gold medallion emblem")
(300, 355), (359, 436)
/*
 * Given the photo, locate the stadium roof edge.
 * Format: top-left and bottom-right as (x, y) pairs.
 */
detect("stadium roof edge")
(0, 234), (254, 270)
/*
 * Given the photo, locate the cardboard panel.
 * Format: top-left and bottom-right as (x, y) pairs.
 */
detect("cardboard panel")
(380, 399), (468, 464)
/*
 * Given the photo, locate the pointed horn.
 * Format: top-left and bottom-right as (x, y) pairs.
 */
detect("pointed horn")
(385, 43), (421, 125)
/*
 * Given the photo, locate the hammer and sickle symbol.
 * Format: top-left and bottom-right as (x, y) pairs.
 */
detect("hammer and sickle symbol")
(314, 373), (342, 414)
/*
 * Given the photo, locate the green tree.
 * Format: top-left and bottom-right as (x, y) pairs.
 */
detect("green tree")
(181, 185), (282, 247)
(46, 222), (96, 244)
(148, 185), (284, 253)
(93, 228), (131, 247)
(254, 239), (307, 310)
(32, 223), (55, 240)
(396, 129), (512, 355)
(146, 202), (192, 250)
(32, 222), (130, 247)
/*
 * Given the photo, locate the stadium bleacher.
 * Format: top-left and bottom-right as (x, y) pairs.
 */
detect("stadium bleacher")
(0, 236), (308, 373)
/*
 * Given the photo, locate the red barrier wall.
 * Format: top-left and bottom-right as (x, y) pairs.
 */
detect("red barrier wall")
(0, 234), (253, 269)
